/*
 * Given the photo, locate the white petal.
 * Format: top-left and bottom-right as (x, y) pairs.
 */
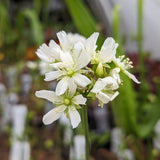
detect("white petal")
(44, 71), (63, 81)
(57, 31), (72, 51)
(35, 90), (57, 102)
(67, 33), (86, 44)
(49, 40), (61, 61)
(91, 79), (106, 93)
(101, 37), (118, 51)
(73, 42), (84, 60)
(68, 78), (77, 97)
(60, 51), (74, 66)
(36, 44), (55, 62)
(36, 50), (49, 62)
(110, 91), (119, 101)
(49, 40), (60, 50)
(111, 68), (121, 84)
(50, 62), (64, 69)
(100, 37), (118, 62)
(124, 70), (140, 84)
(96, 92), (110, 104)
(36, 44), (51, 62)
(69, 106), (81, 128)
(85, 32), (99, 56)
(99, 49), (114, 63)
(102, 77), (119, 90)
(73, 95), (87, 105)
(73, 73), (91, 87)
(56, 77), (68, 95)
(97, 91), (119, 104)
(76, 50), (91, 70)
(43, 105), (66, 125)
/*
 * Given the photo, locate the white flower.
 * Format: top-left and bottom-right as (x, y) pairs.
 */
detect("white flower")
(57, 31), (99, 60)
(92, 37), (118, 64)
(113, 56), (140, 84)
(86, 34), (139, 84)
(36, 31), (93, 95)
(35, 90), (87, 128)
(44, 45), (91, 96)
(36, 31), (85, 64)
(91, 77), (119, 104)
(57, 31), (99, 58)
(36, 40), (61, 63)
(35, 31), (99, 69)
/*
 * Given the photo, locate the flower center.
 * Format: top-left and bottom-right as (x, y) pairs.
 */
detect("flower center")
(64, 98), (71, 105)
(117, 56), (133, 70)
(67, 70), (74, 77)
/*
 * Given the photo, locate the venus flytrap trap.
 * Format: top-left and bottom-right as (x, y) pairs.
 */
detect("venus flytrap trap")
(35, 30), (140, 160)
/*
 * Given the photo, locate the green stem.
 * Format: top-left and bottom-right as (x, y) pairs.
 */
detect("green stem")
(137, 0), (148, 103)
(137, 0), (145, 78)
(138, 0), (143, 60)
(82, 105), (90, 160)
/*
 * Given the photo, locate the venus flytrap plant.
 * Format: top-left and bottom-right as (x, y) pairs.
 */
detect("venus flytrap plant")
(35, 30), (140, 160)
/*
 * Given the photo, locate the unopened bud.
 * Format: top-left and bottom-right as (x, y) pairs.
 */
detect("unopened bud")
(95, 62), (104, 78)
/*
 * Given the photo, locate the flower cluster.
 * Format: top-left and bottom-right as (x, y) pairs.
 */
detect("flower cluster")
(35, 31), (140, 128)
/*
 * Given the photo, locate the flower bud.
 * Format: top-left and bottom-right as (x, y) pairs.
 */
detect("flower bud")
(95, 62), (104, 78)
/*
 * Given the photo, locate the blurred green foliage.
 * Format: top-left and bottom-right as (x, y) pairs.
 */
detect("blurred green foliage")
(111, 5), (138, 136)
(66, 1), (160, 159)
(65, 0), (105, 48)
(0, 2), (11, 43)
(0, 1), (43, 62)
(17, 9), (43, 45)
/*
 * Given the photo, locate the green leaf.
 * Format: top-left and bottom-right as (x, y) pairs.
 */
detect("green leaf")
(90, 131), (110, 147)
(17, 9), (43, 45)
(112, 73), (138, 134)
(137, 100), (160, 138)
(111, 6), (138, 135)
(65, 0), (105, 47)
(0, 2), (11, 41)
(34, 0), (42, 15)
(112, 5), (125, 57)
(112, 5), (121, 42)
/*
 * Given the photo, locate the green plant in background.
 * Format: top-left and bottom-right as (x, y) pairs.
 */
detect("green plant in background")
(0, 0), (44, 63)
(135, 0), (160, 140)
(33, 0), (52, 24)
(112, 5), (121, 43)
(111, 5), (138, 136)
(66, 0), (160, 159)
(65, 0), (139, 158)
(17, 9), (43, 46)
(112, 1), (160, 160)
(65, 0), (105, 48)
(136, 0), (160, 139)
(0, 2), (11, 43)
